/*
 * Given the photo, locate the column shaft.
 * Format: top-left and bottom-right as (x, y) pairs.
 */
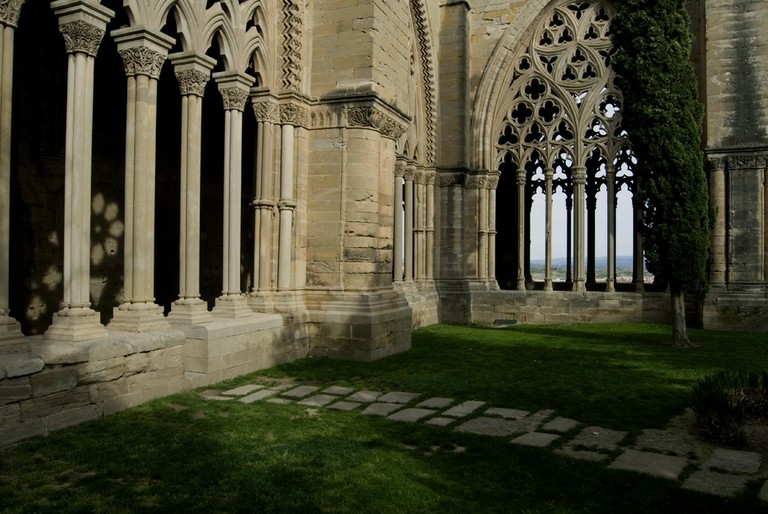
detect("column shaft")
(487, 181), (497, 282)
(478, 184), (488, 279)
(258, 122), (275, 291)
(393, 169), (404, 282)
(516, 171), (526, 290)
(404, 173), (414, 281)
(709, 158), (726, 284)
(278, 123), (295, 290)
(606, 167), (616, 292)
(425, 177), (435, 280)
(544, 169), (553, 291)
(573, 167), (586, 292)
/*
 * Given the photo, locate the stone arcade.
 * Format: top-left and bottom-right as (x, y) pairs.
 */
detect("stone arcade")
(0, 0), (766, 445)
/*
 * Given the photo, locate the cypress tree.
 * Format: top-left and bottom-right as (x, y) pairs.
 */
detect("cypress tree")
(611, 0), (712, 346)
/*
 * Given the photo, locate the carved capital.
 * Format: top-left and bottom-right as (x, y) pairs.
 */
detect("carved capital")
(347, 106), (407, 140)
(252, 100), (280, 123)
(394, 161), (407, 178)
(487, 175), (499, 189)
(119, 46), (167, 78)
(280, 103), (309, 126)
(59, 19), (104, 56)
(727, 155), (767, 170)
(436, 173), (465, 187)
(175, 69), (209, 97)
(278, 199), (298, 210)
(425, 172), (436, 186)
(707, 155), (727, 172)
(220, 87), (249, 111)
(572, 166), (587, 185)
(404, 166), (416, 182)
(0, 0), (24, 27)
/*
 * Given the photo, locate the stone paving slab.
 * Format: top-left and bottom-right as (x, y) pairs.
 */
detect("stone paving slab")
(485, 408), (528, 420)
(425, 417), (455, 427)
(298, 394), (338, 407)
(554, 448), (611, 462)
(443, 401), (485, 418)
(704, 448), (762, 474)
(322, 386), (356, 396)
(511, 432), (560, 447)
(682, 470), (751, 498)
(541, 417), (579, 433)
(569, 426), (628, 450)
(454, 417), (527, 437)
(266, 398), (292, 405)
(416, 397), (454, 409)
(346, 390), (383, 403)
(222, 384), (264, 396)
(388, 408), (436, 423)
(240, 389), (278, 403)
(378, 392), (420, 404)
(608, 449), (689, 480)
(281, 386), (320, 399)
(271, 383), (298, 391)
(362, 403), (403, 416)
(326, 401), (363, 411)
(759, 480), (768, 502)
(635, 429), (692, 456)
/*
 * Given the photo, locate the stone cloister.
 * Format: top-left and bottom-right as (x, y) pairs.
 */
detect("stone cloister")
(0, 0), (766, 445)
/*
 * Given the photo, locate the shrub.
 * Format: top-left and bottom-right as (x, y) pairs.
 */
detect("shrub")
(691, 370), (768, 446)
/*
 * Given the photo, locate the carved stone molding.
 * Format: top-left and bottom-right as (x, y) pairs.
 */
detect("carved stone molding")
(707, 155), (727, 172)
(220, 87), (250, 111)
(436, 173), (465, 187)
(466, 175), (491, 189)
(572, 167), (587, 185)
(278, 199), (298, 211)
(409, 0), (437, 164)
(280, 103), (309, 126)
(0, 0), (24, 27)
(347, 106), (407, 140)
(404, 166), (416, 182)
(487, 175), (499, 189)
(252, 100), (280, 123)
(394, 161), (407, 177)
(281, 0), (303, 90)
(414, 170), (426, 185)
(175, 69), (210, 97)
(59, 20), (104, 56)
(727, 155), (768, 170)
(119, 46), (167, 79)
(424, 171), (436, 186)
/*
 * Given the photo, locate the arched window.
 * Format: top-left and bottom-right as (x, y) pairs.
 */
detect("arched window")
(494, 0), (639, 292)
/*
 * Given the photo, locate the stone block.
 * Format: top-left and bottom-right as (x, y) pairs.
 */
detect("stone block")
(30, 367), (79, 397)
(282, 385), (320, 399)
(0, 377), (31, 406)
(88, 379), (129, 402)
(416, 397), (454, 409)
(346, 390), (382, 403)
(486, 407), (529, 420)
(2, 352), (44, 378)
(425, 417), (455, 427)
(78, 357), (126, 384)
(326, 401), (362, 411)
(682, 470), (750, 498)
(298, 394), (338, 407)
(222, 384), (264, 396)
(388, 408), (436, 423)
(30, 341), (88, 365)
(569, 426), (628, 450)
(511, 432), (561, 447)
(454, 417), (528, 437)
(0, 403), (20, 427)
(47, 404), (101, 432)
(377, 391), (420, 404)
(20, 389), (90, 420)
(0, 418), (47, 447)
(125, 352), (150, 375)
(443, 400), (485, 418)
(362, 402), (403, 416)
(541, 417), (580, 433)
(634, 429), (691, 456)
(704, 448), (761, 474)
(608, 450), (689, 480)
(322, 386), (356, 396)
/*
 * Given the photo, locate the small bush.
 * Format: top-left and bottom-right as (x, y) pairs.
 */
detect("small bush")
(691, 370), (768, 446)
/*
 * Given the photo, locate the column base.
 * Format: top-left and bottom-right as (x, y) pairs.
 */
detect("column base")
(212, 294), (253, 319)
(248, 291), (275, 313)
(572, 279), (586, 293)
(0, 313), (22, 339)
(109, 302), (170, 332)
(544, 279), (553, 292)
(516, 278), (527, 291)
(168, 298), (214, 325)
(44, 307), (109, 342)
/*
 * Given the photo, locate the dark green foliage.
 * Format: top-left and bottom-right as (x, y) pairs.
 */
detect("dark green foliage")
(692, 370), (768, 445)
(611, 0), (712, 298)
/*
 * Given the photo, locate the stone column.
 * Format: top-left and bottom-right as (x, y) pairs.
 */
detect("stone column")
(393, 161), (405, 282)
(414, 170), (426, 280)
(586, 183), (597, 285)
(251, 98), (278, 293)
(0, 0), (24, 340)
(544, 167), (554, 292)
(708, 156), (727, 284)
(425, 170), (436, 280)
(45, 0), (113, 342)
(478, 176), (489, 280)
(277, 103), (303, 291)
(516, 168), (526, 290)
(487, 172), (499, 283)
(168, 52), (215, 324)
(572, 166), (586, 292)
(212, 72), (253, 318)
(606, 164), (616, 292)
(109, 28), (173, 332)
(633, 176), (645, 292)
(565, 194), (572, 283)
(404, 166), (415, 282)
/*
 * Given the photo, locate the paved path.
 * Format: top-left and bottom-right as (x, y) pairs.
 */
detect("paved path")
(203, 380), (768, 502)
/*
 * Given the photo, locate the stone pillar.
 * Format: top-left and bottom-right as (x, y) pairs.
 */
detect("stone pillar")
(572, 166), (586, 292)
(414, 170), (426, 280)
(44, 0), (113, 342)
(404, 166), (415, 282)
(586, 183), (597, 285)
(566, 194), (573, 283)
(544, 167), (554, 292)
(633, 176), (645, 292)
(251, 98), (278, 294)
(606, 164), (616, 292)
(487, 172), (499, 284)
(708, 156), (727, 284)
(516, 168), (527, 290)
(212, 72), (253, 318)
(168, 52), (215, 324)
(277, 103), (302, 291)
(0, 0), (24, 340)
(393, 161), (405, 282)
(425, 171), (436, 280)
(109, 27), (173, 332)
(478, 176), (489, 279)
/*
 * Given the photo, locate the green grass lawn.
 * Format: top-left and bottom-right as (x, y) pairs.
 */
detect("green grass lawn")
(1, 323), (767, 513)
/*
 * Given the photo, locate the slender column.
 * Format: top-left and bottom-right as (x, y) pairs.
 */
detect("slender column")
(277, 120), (296, 290)
(516, 168), (526, 290)
(425, 171), (436, 280)
(487, 173), (499, 283)
(606, 165), (616, 292)
(109, 28), (173, 332)
(544, 167), (554, 291)
(708, 156), (727, 284)
(414, 171), (426, 280)
(251, 98), (278, 294)
(572, 166), (586, 292)
(404, 166), (415, 281)
(586, 188), (597, 285)
(168, 52), (215, 324)
(633, 176), (645, 291)
(393, 161), (405, 282)
(212, 72), (253, 318)
(478, 177), (489, 279)
(45, 1), (113, 342)
(0, 0), (25, 340)
(565, 194), (573, 283)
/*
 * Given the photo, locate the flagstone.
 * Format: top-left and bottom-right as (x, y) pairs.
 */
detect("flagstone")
(298, 394), (338, 407)
(485, 407), (529, 420)
(682, 470), (751, 497)
(346, 390), (383, 403)
(554, 448), (611, 462)
(635, 429), (692, 456)
(266, 398), (292, 405)
(378, 392), (420, 404)
(322, 386), (356, 396)
(704, 448), (761, 474)
(388, 408), (436, 423)
(454, 416), (527, 437)
(541, 416), (579, 433)
(362, 402), (402, 416)
(425, 417), (455, 427)
(443, 400), (485, 418)
(759, 480), (768, 502)
(608, 449), (688, 480)
(326, 401), (363, 411)
(281, 385), (320, 399)
(240, 389), (278, 403)
(222, 384), (264, 396)
(416, 397), (454, 409)
(511, 432), (560, 447)
(568, 426), (628, 450)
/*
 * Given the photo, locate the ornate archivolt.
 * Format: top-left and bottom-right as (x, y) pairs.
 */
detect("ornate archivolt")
(408, 0), (437, 166)
(280, 0), (303, 90)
